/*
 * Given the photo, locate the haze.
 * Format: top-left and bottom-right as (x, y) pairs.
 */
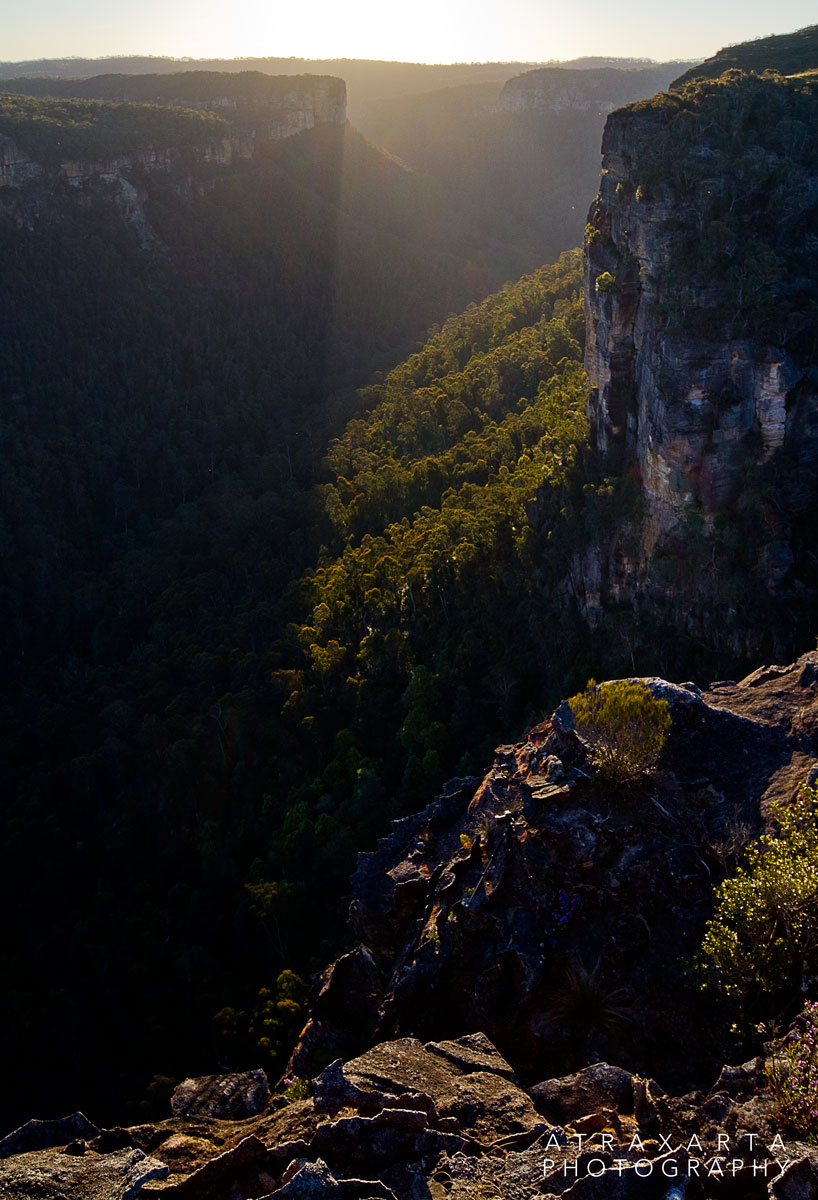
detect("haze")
(3, 0), (817, 66)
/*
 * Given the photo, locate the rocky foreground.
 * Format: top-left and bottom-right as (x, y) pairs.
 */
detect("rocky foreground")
(4, 652), (818, 1198)
(0, 1035), (813, 1199)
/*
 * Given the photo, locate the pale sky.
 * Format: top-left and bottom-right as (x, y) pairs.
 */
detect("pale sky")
(2, 0), (816, 66)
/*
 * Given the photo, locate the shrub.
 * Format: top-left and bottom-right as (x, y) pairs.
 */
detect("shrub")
(767, 1003), (818, 1139)
(595, 271), (617, 294)
(701, 785), (818, 1004)
(281, 1075), (312, 1102)
(568, 679), (671, 782)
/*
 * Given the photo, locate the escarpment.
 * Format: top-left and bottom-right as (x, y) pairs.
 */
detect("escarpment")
(0, 72), (346, 188)
(585, 71), (818, 537)
(576, 69), (818, 653)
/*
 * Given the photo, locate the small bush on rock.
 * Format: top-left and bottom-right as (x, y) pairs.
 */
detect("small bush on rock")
(702, 785), (818, 1005)
(568, 679), (671, 783)
(767, 1002), (818, 1140)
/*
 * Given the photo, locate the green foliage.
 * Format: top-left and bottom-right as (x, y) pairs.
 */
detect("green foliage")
(1, 70), (341, 106)
(544, 960), (634, 1055)
(623, 70), (818, 349)
(568, 679), (671, 782)
(321, 251), (585, 540)
(0, 93), (226, 164)
(701, 786), (818, 1005)
(282, 1076), (312, 1102)
(594, 271), (617, 294)
(767, 1002), (818, 1140)
(672, 23), (818, 88)
(212, 969), (308, 1076)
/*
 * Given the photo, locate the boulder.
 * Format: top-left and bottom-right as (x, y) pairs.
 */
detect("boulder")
(0, 1145), (168, 1198)
(269, 1157), (398, 1199)
(0, 1112), (100, 1159)
(529, 1064), (637, 1122)
(170, 1068), (269, 1119)
(341, 1033), (538, 1140)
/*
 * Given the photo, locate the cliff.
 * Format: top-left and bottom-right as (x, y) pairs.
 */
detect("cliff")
(580, 70), (818, 643)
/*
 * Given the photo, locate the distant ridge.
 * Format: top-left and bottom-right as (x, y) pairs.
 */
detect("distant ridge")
(672, 23), (818, 87)
(0, 55), (699, 121)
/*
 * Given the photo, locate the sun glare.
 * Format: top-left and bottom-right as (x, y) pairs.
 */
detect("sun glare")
(1, 0), (817, 66)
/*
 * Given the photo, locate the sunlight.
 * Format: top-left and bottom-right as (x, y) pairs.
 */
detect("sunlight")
(2, 0), (817, 64)
(171, 0), (495, 64)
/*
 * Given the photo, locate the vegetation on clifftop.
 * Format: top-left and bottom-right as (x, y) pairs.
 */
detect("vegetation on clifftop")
(672, 23), (818, 88)
(630, 68), (818, 352)
(0, 93), (226, 163)
(0, 70), (343, 105)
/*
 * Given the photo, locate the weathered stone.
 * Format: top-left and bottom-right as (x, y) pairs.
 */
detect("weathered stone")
(0, 1112), (100, 1159)
(770, 1157), (818, 1200)
(341, 1035), (537, 1140)
(499, 64), (685, 116)
(711, 1057), (766, 1101)
(89, 1127), (137, 1154)
(561, 1151), (694, 1200)
(155, 1133), (270, 1197)
(266, 1157), (399, 1199)
(530, 1065), (636, 1123)
(581, 75), (818, 618)
(170, 1068), (269, 1119)
(301, 1108), (471, 1181)
(147, 1131), (220, 1171)
(0, 1145), (168, 1199)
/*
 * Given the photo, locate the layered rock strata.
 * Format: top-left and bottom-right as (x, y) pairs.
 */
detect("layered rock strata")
(583, 73), (818, 561)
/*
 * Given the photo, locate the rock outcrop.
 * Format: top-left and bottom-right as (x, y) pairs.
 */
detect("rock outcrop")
(0, 133), (42, 186)
(291, 653), (818, 1091)
(0, 73), (349, 257)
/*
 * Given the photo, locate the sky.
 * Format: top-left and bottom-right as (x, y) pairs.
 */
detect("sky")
(1, 0), (817, 66)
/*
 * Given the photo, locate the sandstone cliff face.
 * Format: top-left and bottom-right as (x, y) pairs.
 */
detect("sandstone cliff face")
(136, 77), (347, 156)
(177, 79), (347, 138)
(0, 77), (347, 253)
(0, 134), (42, 186)
(583, 74), (818, 558)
